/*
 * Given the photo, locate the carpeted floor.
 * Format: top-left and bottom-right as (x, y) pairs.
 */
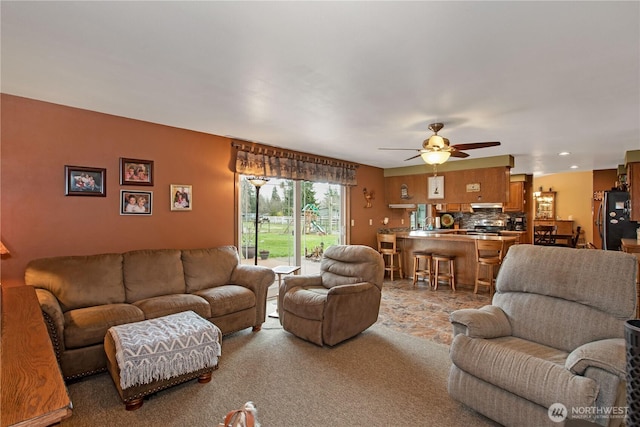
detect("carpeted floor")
(62, 278), (497, 426)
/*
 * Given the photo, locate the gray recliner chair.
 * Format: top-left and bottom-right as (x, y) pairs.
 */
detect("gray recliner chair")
(278, 244), (385, 346)
(448, 244), (637, 427)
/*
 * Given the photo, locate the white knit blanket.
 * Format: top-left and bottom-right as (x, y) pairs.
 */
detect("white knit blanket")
(108, 311), (221, 390)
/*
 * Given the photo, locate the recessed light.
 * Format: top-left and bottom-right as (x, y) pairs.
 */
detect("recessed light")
(558, 152), (570, 156)
(570, 165), (578, 169)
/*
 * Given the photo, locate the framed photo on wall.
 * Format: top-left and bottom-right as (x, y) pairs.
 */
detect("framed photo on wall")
(65, 165), (106, 196)
(120, 190), (153, 215)
(120, 158), (154, 186)
(428, 176), (444, 199)
(170, 184), (192, 211)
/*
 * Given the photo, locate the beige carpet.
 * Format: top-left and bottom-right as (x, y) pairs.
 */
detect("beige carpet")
(63, 317), (498, 427)
(62, 280), (498, 426)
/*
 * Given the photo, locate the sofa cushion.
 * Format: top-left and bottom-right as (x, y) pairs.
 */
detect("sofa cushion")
(450, 334), (598, 411)
(123, 249), (186, 303)
(133, 294), (211, 320)
(64, 304), (144, 349)
(182, 246), (239, 293)
(25, 253), (125, 311)
(194, 285), (255, 317)
(283, 286), (328, 320)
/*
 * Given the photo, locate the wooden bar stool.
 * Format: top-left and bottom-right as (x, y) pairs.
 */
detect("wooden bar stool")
(432, 253), (456, 291)
(377, 233), (403, 280)
(474, 239), (506, 297)
(412, 251), (433, 288)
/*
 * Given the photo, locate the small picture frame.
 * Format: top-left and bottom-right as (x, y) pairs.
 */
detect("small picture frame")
(170, 184), (192, 211)
(65, 165), (106, 196)
(120, 190), (153, 215)
(428, 176), (444, 199)
(120, 158), (154, 186)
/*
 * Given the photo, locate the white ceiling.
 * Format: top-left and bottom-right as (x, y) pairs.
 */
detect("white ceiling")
(2, 1), (639, 176)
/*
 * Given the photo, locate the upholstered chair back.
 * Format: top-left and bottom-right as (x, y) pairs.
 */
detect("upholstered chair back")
(494, 244), (637, 352)
(319, 245), (384, 289)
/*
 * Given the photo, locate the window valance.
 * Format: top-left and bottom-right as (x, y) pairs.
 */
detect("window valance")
(231, 140), (358, 186)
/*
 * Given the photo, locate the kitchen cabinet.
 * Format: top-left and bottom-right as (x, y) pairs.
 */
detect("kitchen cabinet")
(534, 191), (556, 219)
(385, 166), (510, 206)
(435, 203), (471, 213)
(504, 182), (525, 212)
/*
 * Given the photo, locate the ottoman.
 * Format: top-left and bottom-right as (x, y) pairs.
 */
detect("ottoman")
(105, 311), (221, 410)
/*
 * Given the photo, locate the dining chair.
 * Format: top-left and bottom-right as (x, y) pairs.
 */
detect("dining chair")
(533, 225), (557, 245)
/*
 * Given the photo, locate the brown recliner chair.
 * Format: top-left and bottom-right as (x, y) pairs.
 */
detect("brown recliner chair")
(278, 245), (385, 346)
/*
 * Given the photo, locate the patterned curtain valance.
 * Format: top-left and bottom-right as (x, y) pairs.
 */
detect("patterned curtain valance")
(231, 140), (358, 186)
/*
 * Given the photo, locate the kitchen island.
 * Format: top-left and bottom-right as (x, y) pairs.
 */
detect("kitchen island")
(396, 231), (518, 289)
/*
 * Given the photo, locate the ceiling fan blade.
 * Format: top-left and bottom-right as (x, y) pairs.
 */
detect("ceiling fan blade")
(450, 150), (470, 158)
(378, 147), (421, 151)
(451, 141), (500, 151)
(404, 154), (422, 161)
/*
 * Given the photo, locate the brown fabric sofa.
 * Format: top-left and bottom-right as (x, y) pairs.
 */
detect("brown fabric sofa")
(25, 246), (275, 380)
(279, 244), (385, 346)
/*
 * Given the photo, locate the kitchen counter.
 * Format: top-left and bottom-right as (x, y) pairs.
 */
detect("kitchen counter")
(399, 231), (518, 241)
(396, 232), (517, 289)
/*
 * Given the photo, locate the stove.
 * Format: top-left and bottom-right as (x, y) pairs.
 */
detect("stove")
(468, 219), (507, 236)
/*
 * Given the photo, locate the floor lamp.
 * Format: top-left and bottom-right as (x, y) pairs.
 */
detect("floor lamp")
(248, 177), (268, 265)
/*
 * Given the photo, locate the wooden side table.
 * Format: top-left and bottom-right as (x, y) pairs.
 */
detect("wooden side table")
(1, 286), (72, 427)
(268, 265), (301, 318)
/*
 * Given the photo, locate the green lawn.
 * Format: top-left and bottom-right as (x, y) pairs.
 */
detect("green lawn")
(242, 221), (339, 258)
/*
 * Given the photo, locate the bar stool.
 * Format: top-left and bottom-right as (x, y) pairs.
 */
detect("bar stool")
(474, 239), (506, 296)
(412, 251), (433, 288)
(377, 233), (403, 280)
(432, 253), (456, 291)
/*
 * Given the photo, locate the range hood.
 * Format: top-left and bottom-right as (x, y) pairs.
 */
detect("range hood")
(388, 203), (417, 209)
(470, 202), (503, 211)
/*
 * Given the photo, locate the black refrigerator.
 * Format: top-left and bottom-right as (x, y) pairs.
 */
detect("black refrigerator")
(596, 190), (639, 250)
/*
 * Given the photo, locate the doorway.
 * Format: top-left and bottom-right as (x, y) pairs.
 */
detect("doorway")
(238, 176), (346, 280)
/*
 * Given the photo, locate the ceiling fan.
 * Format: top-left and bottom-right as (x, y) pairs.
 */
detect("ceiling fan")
(379, 123), (501, 165)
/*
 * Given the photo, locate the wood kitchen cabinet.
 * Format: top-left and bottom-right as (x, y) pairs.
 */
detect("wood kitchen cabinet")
(504, 181), (525, 212)
(435, 203), (471, 213)
(385, 166), (510, 206)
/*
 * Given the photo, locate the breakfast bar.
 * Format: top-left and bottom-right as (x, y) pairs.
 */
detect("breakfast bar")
(396, 231), (518, 289)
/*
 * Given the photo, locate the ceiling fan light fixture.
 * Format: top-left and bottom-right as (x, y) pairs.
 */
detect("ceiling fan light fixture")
(421, 150), (451, 165)
(425, 134), (446, 149)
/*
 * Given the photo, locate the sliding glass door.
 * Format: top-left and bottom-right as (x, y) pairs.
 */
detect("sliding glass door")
(239, 175), (345, 275)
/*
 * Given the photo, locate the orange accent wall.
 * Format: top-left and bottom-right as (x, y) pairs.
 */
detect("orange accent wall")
(349, 164), (388, 249)
(0, 95), (239, 286)
(0, 95), (386, 286)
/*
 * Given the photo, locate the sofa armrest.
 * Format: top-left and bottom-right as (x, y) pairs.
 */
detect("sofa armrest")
(327, 282), (374, 296)
(449, 305), (512, 338)
(34, 288), (66, 353)
(566, 338), (626, 380)
(231, 264), (275, 292)
(278, 275), (322, 324)
(230, 264), (275, 326)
